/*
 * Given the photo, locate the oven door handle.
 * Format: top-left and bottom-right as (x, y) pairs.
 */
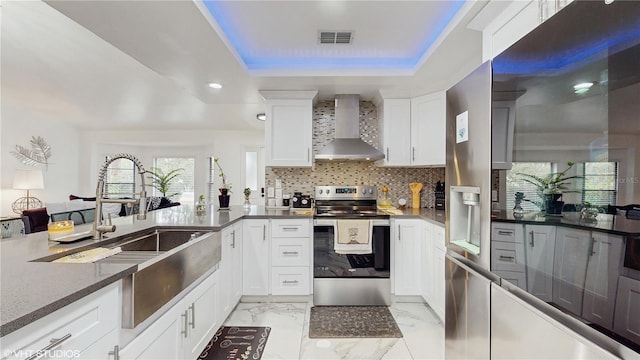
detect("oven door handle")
(313, 219), (337, 227)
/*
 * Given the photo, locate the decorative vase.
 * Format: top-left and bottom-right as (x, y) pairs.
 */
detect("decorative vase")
(513, 200), (524, 218)
(195, 201), (206, 215)
(543, 193), (564, 216)
(243, 196), (251, 209)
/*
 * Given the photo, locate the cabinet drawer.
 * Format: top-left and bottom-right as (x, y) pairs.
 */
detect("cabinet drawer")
(271, 219), (310, 238)
(1, 282), (119, 359)
(491, 241), (525, 272)
(271, 267), (310, 295)
(272, 238), (310, 267)
(492, 223), (520, 243)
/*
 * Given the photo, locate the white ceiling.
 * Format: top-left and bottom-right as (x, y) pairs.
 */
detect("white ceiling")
(2, 0), (492, 132)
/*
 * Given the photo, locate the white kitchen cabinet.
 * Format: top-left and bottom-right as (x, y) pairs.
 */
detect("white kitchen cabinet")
(582, 232), (623, 330)
(432, 224), (446, 321)
(270, 218), (312, 295)
(553, 227), (591, 316)
(261, 91), (317, 167)
(491, 222), (526, 290)
(242, 219), (270, 295)
(422, 223), (434, 304)
(221, 222), (243, 319)
(377, 98), (411, 166)
(376, 92), (445, 167)
(392, 219), (424, 296)
(491, 101), (515, 170)
(120, 271), (220, 360)
(410, 91), (446, 166)
(614, 276), (640, 344)
(182, 270), (220, 359)
(1, 282), (120, 360)
(524, 224), (556, 302)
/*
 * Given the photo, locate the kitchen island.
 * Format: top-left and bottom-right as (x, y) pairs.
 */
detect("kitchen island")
(0, 204), (444, 338)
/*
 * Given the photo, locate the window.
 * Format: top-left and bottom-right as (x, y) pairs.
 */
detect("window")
(245, 151), (258, 192)
(153, 157), (195, 204)
(505, 162), (552, 211)
(582, 162), (617, 207)
(104, 157), (135, 198)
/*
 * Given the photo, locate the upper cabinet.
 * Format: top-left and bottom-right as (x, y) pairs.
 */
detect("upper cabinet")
(261, 90), (318, 167)
(376, 91), (446, 167)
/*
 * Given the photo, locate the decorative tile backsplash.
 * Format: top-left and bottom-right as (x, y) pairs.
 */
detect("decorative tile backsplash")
(265, 100), (445, 208)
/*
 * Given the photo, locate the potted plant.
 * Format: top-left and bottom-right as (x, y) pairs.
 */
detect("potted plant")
(516, 162), (582, 215)
(243, 187), (251, 209)
(196, 194), (206, 215)
(146, 167), (183, 201)
(213, 158), (231, 208)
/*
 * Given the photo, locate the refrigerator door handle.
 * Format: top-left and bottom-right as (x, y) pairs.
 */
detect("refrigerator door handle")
(529, 230), (535, 247)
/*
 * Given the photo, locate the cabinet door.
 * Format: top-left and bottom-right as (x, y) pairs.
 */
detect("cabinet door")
(410, 92), (446, 166)
(220, 226), (234, 318)
(432, 225), (446, 321)
(524, 225), (556, 302)
(120, 301), (184, 360)
(265, 99), (313, 167)
(422, 223), (434, 303)
(230, 223), (243, 305)
(378, 98), (411, 166)
(491, 101), (515, 170)
(242, 220), (270, 295)
(553, 227), (590, 316)
(583, 233), (623, 330)
(393, 219), (423, 295)
(614, 276), (640, 344)
(183, 271), (220, 359)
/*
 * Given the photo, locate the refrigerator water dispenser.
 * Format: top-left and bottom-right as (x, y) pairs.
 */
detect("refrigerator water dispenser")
(449, 186), (481, 255)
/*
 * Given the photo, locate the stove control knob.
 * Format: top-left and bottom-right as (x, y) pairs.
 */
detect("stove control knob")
(318, 189), (323, 195)
(368, 188), (374, 194)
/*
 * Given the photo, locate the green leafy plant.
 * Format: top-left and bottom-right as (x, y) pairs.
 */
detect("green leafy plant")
(198, 194), (205, 203)
(516, 162), (582, 210)
(213, 158), (232, 192)
(146, 167), (183, 199)
(243, 187), (251, 199)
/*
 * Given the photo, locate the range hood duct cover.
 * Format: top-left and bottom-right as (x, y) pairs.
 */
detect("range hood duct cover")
(315, 94), (385, 161)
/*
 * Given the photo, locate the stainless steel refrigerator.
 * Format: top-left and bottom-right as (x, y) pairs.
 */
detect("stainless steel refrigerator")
(444, 60), (499, 359)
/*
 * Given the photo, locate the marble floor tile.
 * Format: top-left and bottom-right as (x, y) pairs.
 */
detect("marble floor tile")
(223, 301), (445, 360)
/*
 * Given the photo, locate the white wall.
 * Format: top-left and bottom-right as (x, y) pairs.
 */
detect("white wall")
(77, 129), (264, 206)
(1, 101), (81, 216)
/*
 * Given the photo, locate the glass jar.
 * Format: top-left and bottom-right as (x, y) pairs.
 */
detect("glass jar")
(378, 186), (391, 208)
(513, 200), (524, 218)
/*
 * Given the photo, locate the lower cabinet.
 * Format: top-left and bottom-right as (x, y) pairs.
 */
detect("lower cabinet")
(614, 276), (640, 344)
(552, 227), (591, 316)
(582, 233), (623, 330)
(120, 270), (220, 360)
(393, 219), (424, 296)
(0, 282), (120, 360)
(221, 222), (243, 319)
(243, 219), (270, 295)
(270, 219), (312, 295)
(432, 225), (446, 321)
(524, 224), (556, 302)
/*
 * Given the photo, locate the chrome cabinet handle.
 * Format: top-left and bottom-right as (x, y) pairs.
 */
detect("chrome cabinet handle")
(307, 148), (310, 162)
(386, 147), (390, 161)
(588, 237), (596, 256)
(499, 255), (515, 261)
(25, 334), (72, 360)
(231, 230), (235, 248)
(108, 345), (120, 360)
(283, 280), (299, 284)
(282, 251), (299, 255)
(398, 225), (401, 241)
(263, 224), (266, 241)
(497, 230), (513, 236)
(529, 231), (534, 247)
(412, 147), (416, 161)
(189, 303), (196, 329)
(181, 310), (189, 337)
(282, 227), (299, 231)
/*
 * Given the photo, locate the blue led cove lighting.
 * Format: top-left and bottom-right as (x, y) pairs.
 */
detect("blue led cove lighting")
(202, 0), (466, 71)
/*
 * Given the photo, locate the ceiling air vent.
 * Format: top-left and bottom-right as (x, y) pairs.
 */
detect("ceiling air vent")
(319, 31), (353, 44)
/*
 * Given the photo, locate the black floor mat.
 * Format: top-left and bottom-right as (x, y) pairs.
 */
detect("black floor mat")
(347, 253), (375, 268)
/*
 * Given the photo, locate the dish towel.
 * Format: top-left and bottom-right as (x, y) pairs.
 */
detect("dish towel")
(334, 219), (372, 255)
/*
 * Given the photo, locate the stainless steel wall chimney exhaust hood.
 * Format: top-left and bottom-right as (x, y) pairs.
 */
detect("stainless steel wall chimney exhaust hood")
(315, 94), (385, 161)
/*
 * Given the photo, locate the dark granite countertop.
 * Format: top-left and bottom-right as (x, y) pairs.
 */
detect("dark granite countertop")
(491, 210), (640, 237)
(0, 204), (442, 337)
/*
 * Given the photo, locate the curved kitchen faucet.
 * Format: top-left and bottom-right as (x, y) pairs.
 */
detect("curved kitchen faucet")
(93, 153), (148, 240)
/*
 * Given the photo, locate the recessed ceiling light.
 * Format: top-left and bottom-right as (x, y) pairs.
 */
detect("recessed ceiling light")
(256, 113), (266, 121)
(573, 82), (594, 94)
(208, 82), (222, 89)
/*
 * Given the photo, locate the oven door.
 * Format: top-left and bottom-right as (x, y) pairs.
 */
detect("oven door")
(313, 218), (390, 279)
